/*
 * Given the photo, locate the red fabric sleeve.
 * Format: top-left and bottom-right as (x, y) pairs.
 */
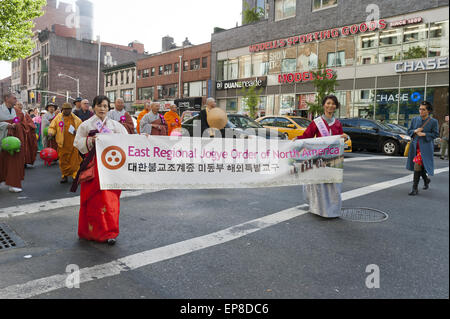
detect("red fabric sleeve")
(297, 121), (318, 139)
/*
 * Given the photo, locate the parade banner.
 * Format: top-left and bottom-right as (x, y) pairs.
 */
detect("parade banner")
(96, 135), (344, 190)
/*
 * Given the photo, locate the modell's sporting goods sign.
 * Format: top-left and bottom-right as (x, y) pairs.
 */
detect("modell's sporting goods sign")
(96, 135), (344, 190)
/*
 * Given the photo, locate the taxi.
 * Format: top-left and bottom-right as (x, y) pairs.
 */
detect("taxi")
(256, 115), (352, 152)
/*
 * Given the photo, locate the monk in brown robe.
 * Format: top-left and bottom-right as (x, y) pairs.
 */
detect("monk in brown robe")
(107, 98), (135, 134)
(140, 102), (168, 136)
(164, 104), (182, 136)
(0, 93), (26, 192)
(48, 103), (83, 184)
(16, 103), (38, 166)
(136, 101), (152, 134)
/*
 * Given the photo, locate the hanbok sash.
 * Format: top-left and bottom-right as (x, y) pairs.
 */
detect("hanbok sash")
(314, 117), (331, 137)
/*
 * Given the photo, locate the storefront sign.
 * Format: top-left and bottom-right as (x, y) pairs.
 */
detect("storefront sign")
(216, 77), (267, 91)
(96, 135), (344, 190)
(389, 17), (423, 28)
(395, 57), (449, 73)
(278, 69), (334, 84)
(376, 92), (422, 103)
(249, 20), (387, 53)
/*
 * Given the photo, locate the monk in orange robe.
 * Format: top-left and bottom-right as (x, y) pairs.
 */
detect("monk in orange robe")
(137, 101), (152, 134)
(0, 93), (27, 192)
(48, 103), (83, 184)
(164, 104), (182, 136)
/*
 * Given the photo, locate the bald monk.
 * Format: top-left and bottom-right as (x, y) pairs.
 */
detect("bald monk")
(48, 103), (82, 184)
(0, 93), (26, 192)
(164, 104), (182, 136)
(108, 98), (135, 134)
(137, 101), (152, 134)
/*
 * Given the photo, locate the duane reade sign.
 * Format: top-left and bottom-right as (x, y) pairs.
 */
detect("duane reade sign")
(216, 77), (267, 91)
(395, 57), (449, 73)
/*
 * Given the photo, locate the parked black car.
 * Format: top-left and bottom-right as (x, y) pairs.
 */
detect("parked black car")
(339, 118), (412, 156)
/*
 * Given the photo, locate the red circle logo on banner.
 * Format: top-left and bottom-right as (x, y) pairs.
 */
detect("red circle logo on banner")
(101, 146), (126, 170)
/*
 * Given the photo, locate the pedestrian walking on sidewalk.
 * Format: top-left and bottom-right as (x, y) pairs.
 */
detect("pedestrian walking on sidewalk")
(406, 101), (439, 196)
(47, 103), (83, 184)
(72, 95), (128, 246)
(297, 95), (346, 218)
(440, 115), (449, 160)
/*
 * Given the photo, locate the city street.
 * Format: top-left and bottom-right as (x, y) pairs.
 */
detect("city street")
(0, 153), (448, 299)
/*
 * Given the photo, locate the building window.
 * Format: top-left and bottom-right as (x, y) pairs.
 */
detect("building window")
(164, 64), (173, 75)
(151, 67), (155, 77)
(429, 21), (449, 57)
(183, 83), (189, 97)
(159, 66), (163, 75)
(313, 0), (337, 11)
(202, 81), (207, 96)
(275, 0), (296, 21)
(402, 24), (428, 60)
(239, 55), (252, 78)
(252, 52), (269, 76)
(143, 69), (149, 78)
(106, 91), (116, 103)
(357, 33), (378, 65)
(121, 89), (134, 102)
(190, 58), (200, 70)
(202, 57), (208, 68)
(378, 29), (402, 63)
(327, 50), (345, 67)
(257, 0), (269, 19)
(183, 61), (189, 71)
(174, 62), (179, 73)
(138, 87), (154, 100)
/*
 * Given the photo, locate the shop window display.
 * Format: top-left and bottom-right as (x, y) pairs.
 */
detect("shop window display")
(227, 99), (238, 113)
(376, 88), (401, 124)
(280, 94), (295, 115)
(269, 48), (285, 74)
(353, 89), (375, 119)
(398, 88), (425, 127)
(281, 47), (297, 73)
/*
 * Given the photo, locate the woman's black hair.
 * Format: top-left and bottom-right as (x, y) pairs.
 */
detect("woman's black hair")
(93, 95), (110, 108)
(421, 101), (433, 113)
(322, 95), (340, 109)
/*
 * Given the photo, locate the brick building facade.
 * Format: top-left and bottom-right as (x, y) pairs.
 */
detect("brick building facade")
(0, 77), (11, 103)
(136, 42), (211, 111)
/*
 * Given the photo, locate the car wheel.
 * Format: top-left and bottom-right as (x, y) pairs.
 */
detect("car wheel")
(382, 140), (398, 156)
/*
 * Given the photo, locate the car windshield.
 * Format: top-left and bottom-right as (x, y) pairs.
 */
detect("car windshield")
(377, 122), (395, 131)
(291, 118), (312, 128)
(386, 124), (406, 134)
(235, 116), (263, 129)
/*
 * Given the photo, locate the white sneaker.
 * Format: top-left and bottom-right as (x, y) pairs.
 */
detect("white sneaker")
(9, 187), (23, 193)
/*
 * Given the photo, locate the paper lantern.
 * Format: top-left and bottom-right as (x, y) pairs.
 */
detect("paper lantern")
(207, 108), (228, 130)
(1, 137), (21, 156)
(40, 148), (58, 166)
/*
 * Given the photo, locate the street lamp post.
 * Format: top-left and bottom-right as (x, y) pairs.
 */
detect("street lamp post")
(58, 73), (80, 98)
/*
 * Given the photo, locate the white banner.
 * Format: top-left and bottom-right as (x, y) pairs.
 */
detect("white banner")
(96, 135), (344, 190)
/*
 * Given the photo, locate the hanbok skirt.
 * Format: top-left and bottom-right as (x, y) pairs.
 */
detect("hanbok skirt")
(305, 183), (342, 218)
(78, 158), (122, 242)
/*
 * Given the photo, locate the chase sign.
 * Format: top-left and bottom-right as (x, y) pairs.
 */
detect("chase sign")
(395, 57), (449, 73)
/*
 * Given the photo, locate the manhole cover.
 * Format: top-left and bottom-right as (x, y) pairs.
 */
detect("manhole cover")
(0, 224), (26, 251)
(340, 208), (389, 223)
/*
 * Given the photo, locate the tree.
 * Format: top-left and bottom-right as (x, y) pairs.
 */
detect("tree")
(306, 62), (339, 117)
(241, 84), (263, 119)
(403, 46), (427, 60)
(0, 0), (46, 61)
(242, 1), (264, 25)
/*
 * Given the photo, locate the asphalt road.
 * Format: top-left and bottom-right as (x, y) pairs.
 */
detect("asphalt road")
(0, 152), (448, 299)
